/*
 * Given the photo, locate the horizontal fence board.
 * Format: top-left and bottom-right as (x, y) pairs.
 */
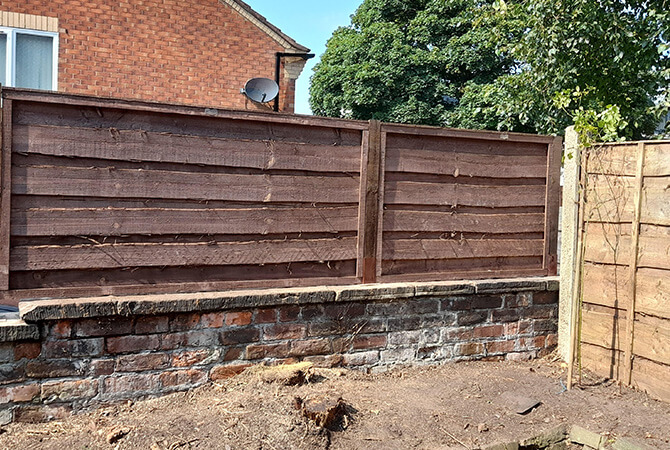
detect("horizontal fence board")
(638, 233), (670, 270)
(582, 222), (631, 265)
(13, 101), (364, 146)
(383, 210), (545, 234)
(381, 256), (543, 275)
(636, 268), (670, 319)
(380, 267), (548, 283)
(385, 145), (547, 179)
(382, 125), (555, 145)
(384, 181), (546, 207)
(13, 165), (360, 203)
(13, 124), (362, 173)
(12, 237), (358, 270)
(635, 316), (670, 366)
(586, 142), (670, 177)
(581, 263), (631, 310)
(581, 343), (623, 380)
(11, 206), (359, 237)
(581, 308), (625, 350)
(382, 238), (543, 261)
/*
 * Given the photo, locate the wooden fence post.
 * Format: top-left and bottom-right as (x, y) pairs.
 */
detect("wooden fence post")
(357, 120), (383, 284)
(623, 142), (646, 385)
(543, 136), (562, 275)
(0, 92), (11, 290)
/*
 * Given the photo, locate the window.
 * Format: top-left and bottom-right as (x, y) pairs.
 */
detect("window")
(0, 27), (58, 90)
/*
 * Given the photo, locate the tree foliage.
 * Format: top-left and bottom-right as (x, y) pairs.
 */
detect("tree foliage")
(310, 0), (670, 139)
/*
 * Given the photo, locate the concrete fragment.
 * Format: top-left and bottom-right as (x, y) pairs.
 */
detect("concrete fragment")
(570, 425), (605, 448)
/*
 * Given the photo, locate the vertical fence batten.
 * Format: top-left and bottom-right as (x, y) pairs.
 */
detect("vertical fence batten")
(0, 88), (560, 301)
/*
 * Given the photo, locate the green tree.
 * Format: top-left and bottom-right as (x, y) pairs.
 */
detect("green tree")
(309, 0), (513, 125)
(311, 0), (670, 140)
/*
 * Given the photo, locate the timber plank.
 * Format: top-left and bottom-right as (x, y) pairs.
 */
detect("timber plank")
(585, 142), (670, 177)
(632, 356), (670, 403)
(581, 309), (625, 351)
(379, 267), (548, 283)
(581, 263), (631, 311)
(383, 210), (545, 233)
(384, 145), (548, 178)
(636, 268), (670, 319)
(580, 343), (623, 380)
(381, 255), (543, 275)
(638, 233), (670, 270)
(543, 136), (562, 274)
(11, 206), (359, 237)
(384, 181), (546, 207)
(634, 316), (670, 366)
(13, 124), (362, 173)
(11, 236), (358, 270)
(582, 222), (632, 265)
(13, 165), (360, 203)
(381, 124), (555, 145)
(382, 238), (543, 261)
(0, 99), (12, 289)
(642, 177), (670, 226)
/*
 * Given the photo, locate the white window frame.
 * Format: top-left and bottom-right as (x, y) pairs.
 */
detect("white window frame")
(0, 26), (58, 90)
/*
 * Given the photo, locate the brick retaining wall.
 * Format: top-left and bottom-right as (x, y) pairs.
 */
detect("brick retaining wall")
(0, 277), (558, 424)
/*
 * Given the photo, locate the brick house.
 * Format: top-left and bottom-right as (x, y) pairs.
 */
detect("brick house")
(0, 0), (311, 112)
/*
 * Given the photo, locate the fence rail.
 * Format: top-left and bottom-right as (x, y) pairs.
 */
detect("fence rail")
(0, 88), (560, 304)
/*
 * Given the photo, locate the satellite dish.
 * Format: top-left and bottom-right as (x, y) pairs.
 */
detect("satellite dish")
(242, 78), (279, 103)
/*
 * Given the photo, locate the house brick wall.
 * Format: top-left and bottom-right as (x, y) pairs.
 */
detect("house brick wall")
(0, 279), (558, 424)
(0, 0), (299, 112)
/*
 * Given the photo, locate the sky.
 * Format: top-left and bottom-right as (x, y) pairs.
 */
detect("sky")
(244, 0), (362, 115)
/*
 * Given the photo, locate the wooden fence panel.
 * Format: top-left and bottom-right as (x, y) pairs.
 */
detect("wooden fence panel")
(577, 140), (670, 403)
(0, 88), (559, 301)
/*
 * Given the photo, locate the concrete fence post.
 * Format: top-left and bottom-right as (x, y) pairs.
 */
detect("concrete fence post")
(558, 126), (580, 361)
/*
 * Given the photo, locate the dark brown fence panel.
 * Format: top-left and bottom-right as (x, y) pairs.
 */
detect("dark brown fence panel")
(379, 124), (559, 282)
(0, 88), (560, 302)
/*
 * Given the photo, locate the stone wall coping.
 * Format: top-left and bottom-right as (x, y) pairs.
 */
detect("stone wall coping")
(18, 276), (559, 323)
(0, 319), (40, 342)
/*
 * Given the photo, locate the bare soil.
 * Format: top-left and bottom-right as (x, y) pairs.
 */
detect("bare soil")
(1, 357), (668, 450)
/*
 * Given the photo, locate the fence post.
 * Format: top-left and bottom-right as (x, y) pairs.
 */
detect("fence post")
(623, 142), (645, 385)
(543, 136), (563, 274)
(559, 127), (580, 361)
(357, 120), (383, 284)
(0, 90), (11, 290)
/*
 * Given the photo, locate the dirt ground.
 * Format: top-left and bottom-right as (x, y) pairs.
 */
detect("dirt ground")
(1, 357), (668, 450)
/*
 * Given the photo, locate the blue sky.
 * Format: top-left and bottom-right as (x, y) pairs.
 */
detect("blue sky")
(244, 0), (362, 115)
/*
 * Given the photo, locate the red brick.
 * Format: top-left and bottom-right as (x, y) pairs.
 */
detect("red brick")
(289, 338), (331, 357)
(160, 332), (188, 350)
(103, 373), (160, 395)
(455, 342), (485, 357)
(486, 340), (516, 354)
(42, 338), (104, 358)
(50, 321), (72, 339)
(41, 379), (98, 402)
(303, 354), (343, 368)
(225, 311), (252, 326)
(254, 308), (277, 324)
(14, 405), (72, 423)
(224, 347), (243, 361)
(116, 353), (170, 372)
(14, 342), (42, 360)
(76, 317), (133, 337)
(0, 384), (40, 404)
(25, 360), (84, 379)
(473, 325), (504, 339)
(352, 334), (387, 350)
(245, 342), (289, 360)
(201, 312), (224, 328)
(89, 358), (115, 376)
(278, 306), (300, 322)
(210, 364), (251, 381)
(106, 335), (160, 354)
(546, 333), (559, 348)
(172, 349), (211, 367)
(533, 291), (558, 305)
(221, 327), (260, 345)
(159, 369), (207, 387)
(263, 323), (306, 341)
(170, 313), (201, 332)
(135, 316), (169, 334)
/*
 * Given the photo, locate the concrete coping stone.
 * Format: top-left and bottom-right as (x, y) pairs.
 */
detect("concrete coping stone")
(19, 276), (559, 323)
(0, 319), (40, 342)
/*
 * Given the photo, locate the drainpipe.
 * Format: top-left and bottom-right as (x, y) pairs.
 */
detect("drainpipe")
(274, 52), (314, 112)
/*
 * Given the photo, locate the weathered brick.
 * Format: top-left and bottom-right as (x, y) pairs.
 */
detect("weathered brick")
(353, 334), (387, 350)
(225, 311), (252, 326)
(278, 305), (300, 322)
(523, 305), (556, 320)
(172, 349), (212, 367)
(14, 342), (42, 360)
(41, 379), (98, 403)
(0, 344), (13, 363)
(388, 316), (422, 331)
(116, 353), (170, 372)
(523, 335), (546, 350)
(301, 305), (323, 320)
(134, 316), (169, 334)
(75, 317), (133, 337)
(342, 351), (379, 366)
(450, 295), (502, 311)
(388, 330), (421, 346)
(170, 313), (201, 332)
(506, 352), (533, 361)
(159, 369), (207, 387)
(224, 347), (243, 361)
(505, 293), (531, 308)
(473, 324), (504, 339)
(491, 309), (520, 323)
(49, 321), (72, 339)
(380, 347), (415, 363)
(245, 342), (289, 360)
(221, 327), (260, 345)
(533, 319), (557, 332)
(323, 303), (365, 320)
(421, 314), (455, 328)
(89, 359), (115, 376)
(546, 333), (559, 347)
(289, 338), (331, 357)
(254, 308), (277, 324)
(455, 342), (485, 357)
(185, 329), (220, 347)
(444, 327), (474, 341)
(160, 332), (188, 350)
(26, 360), (85, 379)
(422, 328), (441, 344)
(0, 384), (40, 404)
(42, 338), (104, 358)
(308, 319), (385, 337)
(201, 312), (225, 328)
(486, 340), (516, 354)
(106, 335), (160, 354)
(14, 405), (72, 423)
(103, 373), (160, 395)
(210, 364), (251, 381)
(303, 354), (343, 368)
(533, 291), (558, 305)
(263, 323), (306, 341)
(457, 311), (487, 326)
